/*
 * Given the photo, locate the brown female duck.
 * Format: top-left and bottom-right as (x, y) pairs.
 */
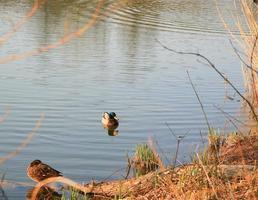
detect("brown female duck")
(27, 160), (62, 182)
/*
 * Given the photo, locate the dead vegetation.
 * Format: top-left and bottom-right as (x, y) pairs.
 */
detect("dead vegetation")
(27, 132), (258, 200)
(219, 133), (258, 165)
(130, 144), (160, 177)
(218, 0), (258, 102)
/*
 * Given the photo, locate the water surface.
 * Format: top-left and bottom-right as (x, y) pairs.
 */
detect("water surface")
(0, 0), (253, 198)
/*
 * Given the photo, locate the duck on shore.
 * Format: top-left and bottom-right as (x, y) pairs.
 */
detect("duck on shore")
(27, 160), (62, 182)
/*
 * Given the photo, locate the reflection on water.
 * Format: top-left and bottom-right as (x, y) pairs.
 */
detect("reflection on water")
(0, 0), (253, 199)
(104, 127), (119, 136)
(26, 186), (61, 200)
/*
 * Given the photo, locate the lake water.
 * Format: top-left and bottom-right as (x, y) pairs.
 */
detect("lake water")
(0, 0), (255, 198)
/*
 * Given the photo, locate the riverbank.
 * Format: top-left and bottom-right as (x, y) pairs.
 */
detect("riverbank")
(81, 132), (258, 199)
(29, 131), (257, 199)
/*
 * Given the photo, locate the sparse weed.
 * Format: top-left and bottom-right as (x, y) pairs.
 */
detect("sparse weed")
(131, 144), (159, 177)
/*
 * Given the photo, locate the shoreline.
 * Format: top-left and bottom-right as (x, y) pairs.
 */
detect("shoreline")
(26, 132), (258, 199)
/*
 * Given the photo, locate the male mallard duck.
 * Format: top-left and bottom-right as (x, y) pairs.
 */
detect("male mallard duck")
(27, 160), (62, 182)
(102, 112), (119, 129)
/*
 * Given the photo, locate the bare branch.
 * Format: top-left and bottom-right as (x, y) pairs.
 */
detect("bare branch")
(229, 40), (257, 73)
(187, 70), (211, 131)
(164, 122), (177, 139)
(156, 39), (258, 122)
(0, 173), (8, 200)
(154, 138), (170, 164)
(213, 105), (244, 135)
(250, 34), (258, 69)
(199, 131), (205, 144)
(213, 104), (248, 127)
(101, 167), (126, 182)
(165, 123), (189, 167)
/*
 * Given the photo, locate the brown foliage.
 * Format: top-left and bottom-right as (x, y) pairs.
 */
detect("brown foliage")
(219, 135), (258, 165)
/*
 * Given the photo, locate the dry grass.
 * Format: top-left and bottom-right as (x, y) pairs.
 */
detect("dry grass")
(238, 0), (258, 102)
(195, 130), (258, 166)
(134, 166), (257, 200)
(218, 0), (258, 102)
(131, 144), (160, 177)
(127, 134), (258, 200)
(219, 134), (258, 165)
(130, 139), (165, 178)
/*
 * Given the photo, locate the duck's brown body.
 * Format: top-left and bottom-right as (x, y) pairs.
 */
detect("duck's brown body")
(27, 160), (62, 182)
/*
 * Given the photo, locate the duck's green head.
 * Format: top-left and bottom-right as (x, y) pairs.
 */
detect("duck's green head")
(109, 112), (118, 120)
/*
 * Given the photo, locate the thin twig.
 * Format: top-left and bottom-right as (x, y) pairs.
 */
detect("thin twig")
(165, 123), (189, 167)
(101, 167), (127, 182)
(153, 137), (170, 164)
(173, 130), (190, 167)
(156, 39), (258, 122)
(199, 131), (205, 144)
(125, 154), (131, 179)
(165, 122), (178, 139)
(0, 173), (8, 200)
(250, 34), (258, 74)
(213, 104), (249, 127)
(213, 105), (244, 135)
(250, 34), (258, 101)
(173, 140), (180, 167)
(229, 40), (257, 73)
(187, 70), (211, 131)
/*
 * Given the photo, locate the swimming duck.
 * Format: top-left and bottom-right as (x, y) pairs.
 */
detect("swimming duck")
(27, 160), (62, 182)
(102, 112), (119, 129)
